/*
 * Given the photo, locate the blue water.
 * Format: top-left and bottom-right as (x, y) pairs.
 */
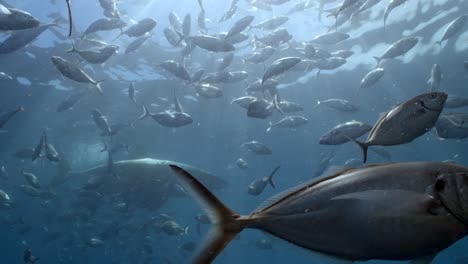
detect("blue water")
(1, 0), (468, 263)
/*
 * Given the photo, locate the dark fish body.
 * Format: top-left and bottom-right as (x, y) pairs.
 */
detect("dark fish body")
(57, 92), (86, 112)
(182, 14), (191, 37)
(437, 15), (467, 46)
(249, 0), (272, 11)
(125, 34), (150, 54)
(51, 56), (103, 94)
(198, 11), (207, 33)
(169, 161), (468, 264)
(245, 79), (278, 94)
(310, 32), (349, 45)
(277, 100), (303, 113)
(0, 72), (12, 80)
(352, 92), (447, 162)
(240, 141), (272, 155)
(435, 113), (468, 139)
(128, 82), (136, 103)
(0, 107), (23, 128)
(91, 109), (111, 134)
(194, 83), (222, 99)
(231, 96), (257, 109)
(22, 171), (41, 189)
(226, 15), (254, 38)
(384, 0), (409, 28)
(224, 32), (250, 45)
(23, 248), (39, 264)
(43, 132), (60, 162)
(267, 116), (308, 132)
(31, 133), (44, 161)
(0, 23), (55, 54)
(158, 61), (191, 81)
(319, 121), (372, 145)
(253, 16), (288, 31)
(315, 99), (358, 112)
(427, 64), (442, 91)
(360, 68), (385, 89)
(247, 99), (274, 119)
(310, 57), (346, 70)
(262, 57), (301, 85)
(0, 8), (40, 31)
(164, 28), (182, 46)
(151, 112), (193, 127)
(255, 28), (292, 47)
(189, 35), (235, 52)
(248, 166), (280, 196)
(82, 18), (126, 37)
(373, 37), (418, 65)
(68, 45), (119, 64)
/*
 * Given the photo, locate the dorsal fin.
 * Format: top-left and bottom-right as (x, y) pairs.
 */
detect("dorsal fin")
(253, 167), (357, 214)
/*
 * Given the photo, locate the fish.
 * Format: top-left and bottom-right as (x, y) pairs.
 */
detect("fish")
(309, 32), (349, 46)
(314, 99), (358, 112)
(139, 103), (193, 128)
(267, 116), (308, 132)
(0, 8), (40, 31)
(253, 16), (288, 31)
(51, 56), (104, 94)
(236, 158), (248, 170)
(157, 61), (191, 82)
(0, 23), (56, 54)
(348, 92), (447, 162)
(23, 248), (39, 264)
(248, 0), (272, 11)
(125, 34), (151, 54)
(436, 15), (467, 47)
(247, 98), (275, 119)
(182, 13), (191, 38)
(0, 106), (23, 129)
(373, 37), (419, 66)
(319, 121), (372, 145)
(263, 0), (290, 5)
(0, 189), (11, 205)
(197, 11), (207, 34)
(191, 69), (205, 83)
(262, 57), (301, 85)
(86, 238), (105, 248)
(0, 72), (12, 80)
(245, 79), (278, 95)
(276, 100), (304, 113)
(331, 49), (354, 59)
(427, 64), (442, 91)
(254, 28), (292, 47)
(445, 95), (468, 109)
(113, 18), (157, 40)
(355, 0), (381, 15)
(67, 44), (119, 64)
(240, 141), (272, 155)
(327, 0), (361, 19)
(128, 82), (136, 104)
(219, 6), (238, 23)
(70, 158), (226, 210)
(244, 46), (275, 64)
(226, 16), (255, 38)
(384, 0), (409, 29)
(91, 109), (112, 135)
(360, 68), (385, 90)
(189, 35), (235, 52)
(193, 83), (222, 99)
(22, 170), (41, 189)
(169, 11), (182, 31)
(248, 166), (280, 196)
(434, 113), (468, 140)
(164, 27), (182, 46)
(169, 162), (468, 264)
(43, 132), (60, 162)
(31, 133), (44, 162)
(159, 220), (189, 236)
(81, 18), (127, 38)
(56, 91), (86, 112)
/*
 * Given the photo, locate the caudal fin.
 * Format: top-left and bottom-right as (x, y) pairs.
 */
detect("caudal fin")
(95, 80), (104, 95)
(267, 166), (280, 188)
(169, 165), (245, 264)
(138, 105), (151, 120)
(343, 135), (369, 163)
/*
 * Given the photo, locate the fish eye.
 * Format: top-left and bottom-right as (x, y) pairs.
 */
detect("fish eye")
(430, 93), (437, 99)
(435, 179), (445, 191)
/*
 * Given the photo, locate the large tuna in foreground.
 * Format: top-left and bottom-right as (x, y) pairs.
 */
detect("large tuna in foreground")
(170, 161), (468, 264)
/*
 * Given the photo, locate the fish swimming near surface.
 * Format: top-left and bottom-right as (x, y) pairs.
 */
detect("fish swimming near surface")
(169, 161), (468, 264)
(347, 92), (447, 162)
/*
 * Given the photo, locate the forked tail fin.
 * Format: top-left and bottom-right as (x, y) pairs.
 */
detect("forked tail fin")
(169, 165), (247, 264)
(343, 134), (369, 163)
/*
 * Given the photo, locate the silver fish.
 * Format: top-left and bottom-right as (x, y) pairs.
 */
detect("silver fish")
(0, 23), (55, 54)
(349, 92), (447, 162)
(0, 72), (12, 80)
(189, 35), (235, 52)
(182, 14), (191, 37)
(82, 18), (126, 38)
(169, 12), (182, 31)
(309, 32), (349, 45)
(168, 161), (468, 264)
(226, 15), (254, 38)
(0, 8), (39, 31)
(236, 158), (248, 170)
(319, 120), (372, 145)
(373, 36), (418, 66)
(240, 141), (272, 155)
(125, 34), (150, 54)
(437, 15), (467, 47)
(245, 46), (275, 64)
(360, 68), (385, 89)
(164, 27), (182, 46)
(253, 16), (288, 31)
(67, 44), (119, 64)
(248, 166), (280, 196)
(194, 83), (222, 99)
(91, 109), (111, 135)
(22, 170), (41, 189)
(427, 64), (442, 91)
(315, 99), (358, 112)
(157, 61), (191, 82)
(262, 57), (301, 85)
(114, 18), (156, 39)
(384, 0), (409, 29)
(267, 116), (308, 132)
(51, 56), (104, 94)
(254, 28), (292, 47)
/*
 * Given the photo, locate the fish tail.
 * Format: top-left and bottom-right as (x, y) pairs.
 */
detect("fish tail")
(95, 80), (105, 95)
(184, 225), (190, 235)
(66, 40), (77, 53)
(138, 104), (151, 120)
(436, 41), (442, 48)
(266, 122), (273, 132)
(169, 165), (248, 264)
(372, 56), (381, 68)
(267, 166), (280, 189)
(343, 134), (369, 163)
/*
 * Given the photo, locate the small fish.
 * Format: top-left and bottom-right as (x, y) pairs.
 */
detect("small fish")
(436, 15), (467, 47)
(262, 57), (301, 85)
(314, 99), (358, 112)
(82, 18), (126, 38)
(226, 15), (255, 38)
(248, 166), (280, 196)
(0, 8), (40, 31)
(67, 44), (119, 64)
(384, 0), (409, 29)
(57, 91), (86, 112)
(373, 37), (418, 66)
(253, 17), (288, 31)
(0, 107), (23, 129)
(236, 158), (248, 170)
(240, 141), (272, 155)
(267, 116), (308, 132)
(22, 170), (41, 189)
(91, 109), (111, 135)
(427, 64), (442, 91)
(157, 61), (191, 82)
(0, 23), (56, 54)
(86, 238), (105, 248)
(51, 56), (104, 94)
(31, 134), (44, 161)
(189, 35), (235, 52)
(125, 34), (151, 54)
(309, 32), (349, 46)
(0, 72), (12, 80)
(182, 14), (191, 38)
(193, 83), (222, 99)
(113, 18), (157, 40)
(319, 121), (372, 145)
(43, 132), (60, 162)
(360, 68), (385, 89)
(128, 82), (137, 104)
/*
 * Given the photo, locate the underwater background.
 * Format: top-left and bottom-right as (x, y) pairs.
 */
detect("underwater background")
(1, 0), (468, 263)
